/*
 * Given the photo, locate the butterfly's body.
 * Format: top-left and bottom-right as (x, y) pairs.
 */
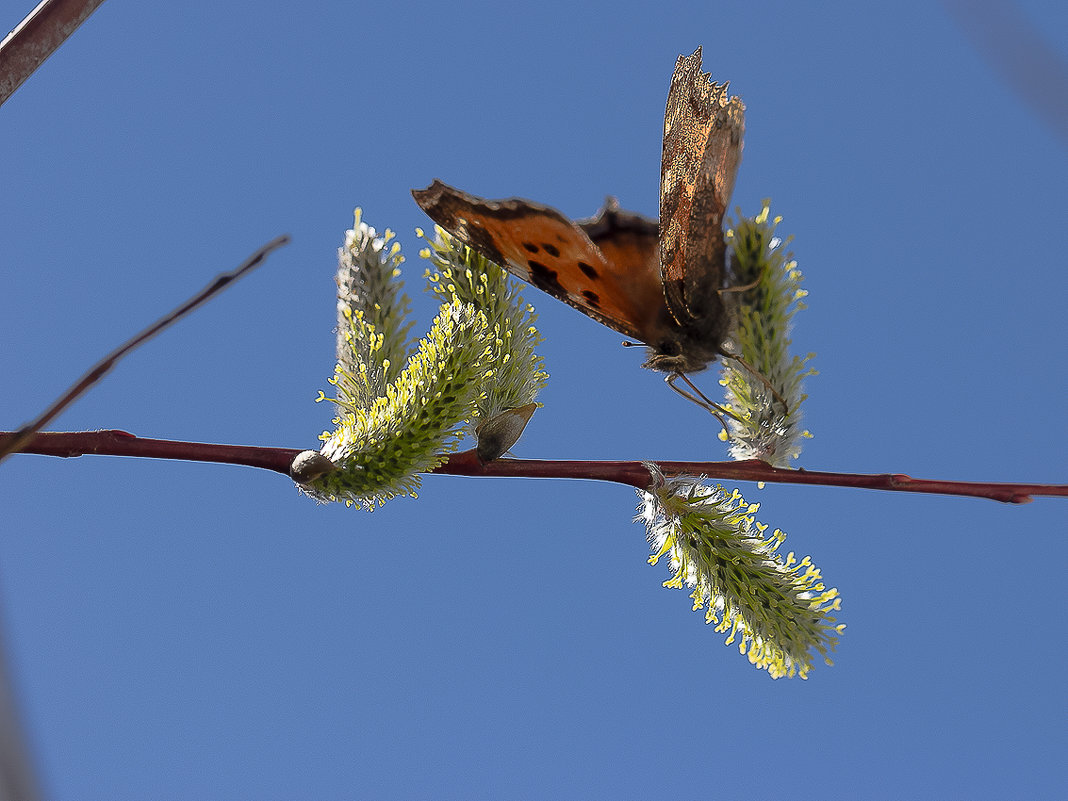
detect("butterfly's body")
(579, 200), (732, 374)
(413, 47), (744, 378)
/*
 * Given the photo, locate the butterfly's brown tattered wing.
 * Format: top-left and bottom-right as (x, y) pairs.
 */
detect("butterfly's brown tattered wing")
(659, 47), (745, 328)
(413, 180), (667, 344)
(413, 49), (747, 378)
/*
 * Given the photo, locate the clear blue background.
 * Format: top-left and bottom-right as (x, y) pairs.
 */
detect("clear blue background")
(1, 1), (1066, 798)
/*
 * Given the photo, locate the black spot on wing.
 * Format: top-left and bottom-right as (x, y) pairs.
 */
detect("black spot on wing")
(527, 260), (565, 294)
(522, 242), (539, 253)
(581, 289), (600, 307)
(542, 243), (560, 257)
(578, 262), (598, 280)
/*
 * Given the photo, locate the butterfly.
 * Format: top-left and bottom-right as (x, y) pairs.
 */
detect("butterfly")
(412, 47), (745, 385)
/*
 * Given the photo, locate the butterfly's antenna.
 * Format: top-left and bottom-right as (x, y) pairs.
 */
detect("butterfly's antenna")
(723, 353), (789, 413)
(620, 340), (644, 348)
(665, 372), (748, 434)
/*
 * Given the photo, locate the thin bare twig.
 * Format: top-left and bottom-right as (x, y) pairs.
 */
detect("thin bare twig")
(943, 0), (1068, 145)
(0, 616), (44, 801)
(8, 431), (1067, 504)
(0, 235), (292, 463)
(0, 0), (107, 108)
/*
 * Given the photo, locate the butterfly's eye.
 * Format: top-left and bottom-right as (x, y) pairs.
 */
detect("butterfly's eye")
(657, 339), (681, 356)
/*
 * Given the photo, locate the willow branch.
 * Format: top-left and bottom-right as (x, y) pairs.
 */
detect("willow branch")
(7, 430), (303, 475)
(7, 430), (1066, 504)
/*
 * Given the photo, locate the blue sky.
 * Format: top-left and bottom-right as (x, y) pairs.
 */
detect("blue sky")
(1, 1), (1066, 798)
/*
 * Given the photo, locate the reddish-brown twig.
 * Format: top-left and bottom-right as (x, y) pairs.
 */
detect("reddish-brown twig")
(8, 430), (1066, 504)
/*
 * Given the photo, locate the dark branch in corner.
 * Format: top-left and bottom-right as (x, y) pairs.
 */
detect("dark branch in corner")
(8, 431), (1067, 504)
(0, 0), (108, 108)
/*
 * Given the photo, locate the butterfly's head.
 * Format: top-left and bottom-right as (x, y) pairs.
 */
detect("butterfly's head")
(641, 335), (721, 374)
(639, 303), (733, 375)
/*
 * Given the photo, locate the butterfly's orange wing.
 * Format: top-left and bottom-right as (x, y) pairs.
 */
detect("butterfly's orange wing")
(413, 180), (668, 344)
(659, 46), (745, 324)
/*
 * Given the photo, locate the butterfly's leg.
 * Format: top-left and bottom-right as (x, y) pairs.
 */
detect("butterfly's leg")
(721, 353), (789, 413)
(665, 372), (748, 433)
(721, 252), (771, 294)
(720, 274), (763, 293)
